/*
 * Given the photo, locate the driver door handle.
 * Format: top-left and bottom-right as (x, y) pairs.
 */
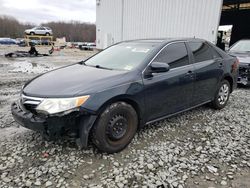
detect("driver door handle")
(186, 70), (193, 74)
(185, 70), (195, 79)
(219, 62), (224, 68)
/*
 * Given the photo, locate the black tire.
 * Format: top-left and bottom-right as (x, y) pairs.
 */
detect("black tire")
(92, 102), (138, 153)
(30, 32), (35, 35)
(45, 33), (50, 36)
(211, 80), (230, 109)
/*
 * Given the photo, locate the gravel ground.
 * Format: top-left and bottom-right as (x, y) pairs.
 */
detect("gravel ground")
(0, 45), (250, 188)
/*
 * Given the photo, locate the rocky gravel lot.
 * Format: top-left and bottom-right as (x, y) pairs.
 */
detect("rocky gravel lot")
(0, 46), (250, 188)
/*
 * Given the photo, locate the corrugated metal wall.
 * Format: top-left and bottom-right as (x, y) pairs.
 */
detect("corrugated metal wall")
(96, 0), (123, 49)
(96, 0), (223, 49)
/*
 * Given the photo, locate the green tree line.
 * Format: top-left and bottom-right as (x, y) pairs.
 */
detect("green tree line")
(0, 15), (96, 42)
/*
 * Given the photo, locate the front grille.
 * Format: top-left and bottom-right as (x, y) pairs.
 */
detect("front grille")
(21, 95), (43, 113)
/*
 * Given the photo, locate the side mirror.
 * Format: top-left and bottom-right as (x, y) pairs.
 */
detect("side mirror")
(150, 62), (170, 73)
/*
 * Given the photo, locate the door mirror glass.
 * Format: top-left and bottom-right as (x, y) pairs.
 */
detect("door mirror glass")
(150, 62), (170, 73)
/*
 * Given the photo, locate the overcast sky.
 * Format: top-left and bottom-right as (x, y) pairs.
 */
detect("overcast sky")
(0, 0), (96, 24)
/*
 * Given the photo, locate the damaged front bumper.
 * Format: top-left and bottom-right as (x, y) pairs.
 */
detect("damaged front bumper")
(11, 100), (97, 148)
(237, 64), (250, 86)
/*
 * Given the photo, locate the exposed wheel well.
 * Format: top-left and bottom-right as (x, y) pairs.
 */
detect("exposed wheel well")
(121, 98), (141, 121)
(223, 76), (233, 93)
(97, 97), (141, 128)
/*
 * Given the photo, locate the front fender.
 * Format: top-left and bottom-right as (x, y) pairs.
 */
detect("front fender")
(82, 80), (145, 113)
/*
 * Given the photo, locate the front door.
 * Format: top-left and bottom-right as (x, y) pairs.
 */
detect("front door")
(143, 42), (195, 122)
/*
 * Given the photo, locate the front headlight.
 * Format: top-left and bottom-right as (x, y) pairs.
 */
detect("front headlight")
(36, 95), (89, 115)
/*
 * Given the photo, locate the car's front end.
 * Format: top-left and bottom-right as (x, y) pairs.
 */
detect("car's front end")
(238, 61), (250, 86)
(11, 93), (94, 144)
(228, 55), (250, 86)
(48, 30), (53, 35)
(44, 27), (53, 35)
(228, 40), (250, 86)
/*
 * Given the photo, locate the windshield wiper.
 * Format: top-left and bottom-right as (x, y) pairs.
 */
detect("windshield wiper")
(79, 62), (113, 70)
(95, 65), (113, 70)
(79, 61), (86, 65)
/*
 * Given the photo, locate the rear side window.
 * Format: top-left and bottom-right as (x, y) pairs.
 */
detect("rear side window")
(154, 42), (189, 69)
(209, 45), (222, 59)
(189, 42), (213, 63)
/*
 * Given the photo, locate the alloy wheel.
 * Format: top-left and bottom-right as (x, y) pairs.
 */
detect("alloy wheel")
(218, 83), (229, 105)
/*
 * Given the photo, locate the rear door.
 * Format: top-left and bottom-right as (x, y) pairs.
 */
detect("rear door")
(143, 42), (195, 122)
(187, 41), (224, 106)
(36, 27), (45, 35)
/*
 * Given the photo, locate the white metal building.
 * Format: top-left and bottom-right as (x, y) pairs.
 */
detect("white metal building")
(96, 0), (223, 49)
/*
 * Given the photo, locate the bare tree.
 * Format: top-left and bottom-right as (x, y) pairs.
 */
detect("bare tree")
(0, 15), (96, 42)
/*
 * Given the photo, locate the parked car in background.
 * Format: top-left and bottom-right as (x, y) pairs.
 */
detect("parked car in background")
(79, 42), (96, 51)
(0, 38), (17, 45)
(11, 38), (238, 153)
(25, 27), (53, 36)
(228, 39), (250, 86)
(17, 40), (26, 47)
(15, 38), (26, 47)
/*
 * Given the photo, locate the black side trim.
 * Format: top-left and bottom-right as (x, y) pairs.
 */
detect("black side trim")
(146, 100), (211, 125)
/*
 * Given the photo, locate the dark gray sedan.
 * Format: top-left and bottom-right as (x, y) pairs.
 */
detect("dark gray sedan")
(228, 39), (250, 86)
(11, 38), (238, 153)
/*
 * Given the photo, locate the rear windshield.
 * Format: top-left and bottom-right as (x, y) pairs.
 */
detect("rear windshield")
(230, 40), (250, 52)
(85, 42), (157, 71)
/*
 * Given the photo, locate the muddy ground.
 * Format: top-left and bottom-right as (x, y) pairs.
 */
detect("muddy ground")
(0, 45), (249, 188)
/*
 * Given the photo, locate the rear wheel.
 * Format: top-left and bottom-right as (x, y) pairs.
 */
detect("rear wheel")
(211, 80), (230, 109)
(45, 33), (50, 36)
(92, 102), (138, 153)
(30, 32), (35, 35)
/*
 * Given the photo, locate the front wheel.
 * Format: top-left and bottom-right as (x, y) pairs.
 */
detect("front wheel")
(92, 102), (138, 153)
(211, 80), (230, 109)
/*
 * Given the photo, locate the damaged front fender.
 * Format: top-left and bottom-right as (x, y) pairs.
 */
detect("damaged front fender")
(76, 115), (97, 149)
(238, 64), (250, 85)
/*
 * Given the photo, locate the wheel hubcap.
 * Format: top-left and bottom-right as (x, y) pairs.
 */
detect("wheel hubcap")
(218, 84), (229, 105)
(107, 115), (128, 140)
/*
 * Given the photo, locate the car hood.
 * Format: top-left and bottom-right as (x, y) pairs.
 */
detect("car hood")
(23, 64), (133, 97)
(229, 51), (250, 65)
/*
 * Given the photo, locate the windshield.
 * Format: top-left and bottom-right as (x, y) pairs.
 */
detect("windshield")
(230, 40), (250, 52)
(84, 42), (158, 71)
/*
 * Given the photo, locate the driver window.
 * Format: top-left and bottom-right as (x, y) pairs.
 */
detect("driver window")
(154, 42), (189, 69)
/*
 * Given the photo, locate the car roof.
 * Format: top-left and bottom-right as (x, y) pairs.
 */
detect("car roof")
(123, 38), (206, 44)
(235, 39), (250, 42)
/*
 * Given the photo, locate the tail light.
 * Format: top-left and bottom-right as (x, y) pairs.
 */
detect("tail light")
(232, 58), (239, 72)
